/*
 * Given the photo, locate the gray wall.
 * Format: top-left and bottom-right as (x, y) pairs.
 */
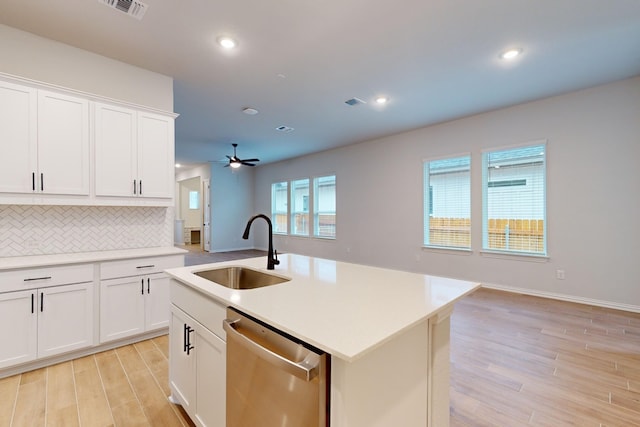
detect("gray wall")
(211, 165), (255, 252)
(0, 24), (173, 111)
(254, 76), (640, 311)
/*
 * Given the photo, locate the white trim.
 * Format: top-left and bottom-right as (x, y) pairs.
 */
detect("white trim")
(479, 250), (549, 262)
(421, 246), (473, 256)
(481, 283), (640, 314)
(0, 71), (178, 118)
(480, 138), (548, 154)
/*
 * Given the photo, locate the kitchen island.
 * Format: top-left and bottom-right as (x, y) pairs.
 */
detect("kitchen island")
(165, 253), (480, 427)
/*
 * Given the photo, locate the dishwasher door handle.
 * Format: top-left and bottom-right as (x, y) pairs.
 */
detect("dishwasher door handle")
(223, 319), (320, 381)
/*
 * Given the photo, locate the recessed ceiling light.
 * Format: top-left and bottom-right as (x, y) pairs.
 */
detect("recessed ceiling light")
(500, 48), (522, 60)
(175, 163), (181, 168)
(217, 36), (237, 49)
(242, 107), (259, 115)
(375, 96), (388, 105)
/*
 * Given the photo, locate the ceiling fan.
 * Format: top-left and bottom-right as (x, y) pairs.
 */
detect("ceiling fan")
(225, 143), (260, 168)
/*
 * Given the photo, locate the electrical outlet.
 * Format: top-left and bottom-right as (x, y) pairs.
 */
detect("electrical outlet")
(556, 269), (565, 280)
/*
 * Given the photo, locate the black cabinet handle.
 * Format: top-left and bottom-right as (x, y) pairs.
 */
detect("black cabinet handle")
(31, 293), (34, 314)
(40, 292), (44, 312)
(24, 276), (51, 282)
(183, 324), (195, 355)
(141, 278), (144, 295)
(40, 173), (44, 191)
(133, 180), (137, 195)
(139, 180), (142, 195)
(32, 172), (35, 191)
(147, 278), (150, 294)
(136, 265), (155, 269)
(186, 326), (194, 355)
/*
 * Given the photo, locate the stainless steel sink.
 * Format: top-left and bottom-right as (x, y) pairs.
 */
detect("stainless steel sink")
(193, 266), (291, 289)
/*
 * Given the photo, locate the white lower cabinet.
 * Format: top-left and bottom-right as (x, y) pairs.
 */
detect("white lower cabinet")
(0, 282), (93, 369)
(99, 255), (183, 344)
(170, 300), (226, 427)
(0, 290), (38, 368)
(99, 273), (170, 343)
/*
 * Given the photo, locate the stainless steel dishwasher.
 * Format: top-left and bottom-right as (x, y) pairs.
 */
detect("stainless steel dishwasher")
(223, 307), (329, 427)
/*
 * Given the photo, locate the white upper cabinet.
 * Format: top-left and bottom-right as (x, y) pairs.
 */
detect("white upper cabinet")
(94, 103), (137, 197)
(0, 81), (37, 194)
(94, 102), (174, 201)
(137, 111), (174, 199)
(37, 90), (90, 195)
(0, 75), (175, 206)
(0, 83), (89, 196)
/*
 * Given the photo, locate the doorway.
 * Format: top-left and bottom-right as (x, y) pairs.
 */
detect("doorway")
(176, 176), (203, 250)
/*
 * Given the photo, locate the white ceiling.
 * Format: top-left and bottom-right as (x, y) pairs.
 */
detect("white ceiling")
(1, 0), (639, 167)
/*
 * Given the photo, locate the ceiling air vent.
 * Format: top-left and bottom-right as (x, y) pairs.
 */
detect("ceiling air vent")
(275, 125), (295, 133)
(98, 0), (148, 20)
(345, 97), (366, 106)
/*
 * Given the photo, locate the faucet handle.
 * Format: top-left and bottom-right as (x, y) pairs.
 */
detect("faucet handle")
(273, 250), (280, 265)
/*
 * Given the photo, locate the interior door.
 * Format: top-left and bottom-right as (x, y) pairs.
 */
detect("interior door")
(202, 179), (211, 252)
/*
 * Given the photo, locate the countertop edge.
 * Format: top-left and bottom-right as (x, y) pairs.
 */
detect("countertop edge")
(165, 255), (481, 363)
(0, 246), (187, 270)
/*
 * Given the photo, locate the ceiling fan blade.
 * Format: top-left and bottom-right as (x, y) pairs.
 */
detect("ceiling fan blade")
(241, 158), (260, 163)
(241, 161), (256, 166)
(226, 155), (233, 160)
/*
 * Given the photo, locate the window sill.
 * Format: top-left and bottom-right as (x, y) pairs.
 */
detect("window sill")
(421, 246), (473, 256)
(480, 250), (549, 262)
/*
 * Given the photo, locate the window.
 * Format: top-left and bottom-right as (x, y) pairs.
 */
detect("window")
(313, 175), (336, 238)
(291, 178), (310, 236)
(188, 191), (199, 209)
(272, 175), (337, 238)
(482, 143), (546, 255)
(423, 155), (471, 249)
(271, 182), (288, 234)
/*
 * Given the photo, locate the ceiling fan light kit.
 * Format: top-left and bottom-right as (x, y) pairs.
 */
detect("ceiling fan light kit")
(225, 143), (260, 168)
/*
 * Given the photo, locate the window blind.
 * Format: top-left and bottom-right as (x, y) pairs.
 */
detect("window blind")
(423, 155), (471, 249)
(482, 144), (546, 254)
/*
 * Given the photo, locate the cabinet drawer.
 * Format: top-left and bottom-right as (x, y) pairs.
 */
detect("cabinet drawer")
(0, 263), (94, 294)
(100, 255), (184, 280)
(170, 279), (226, 340)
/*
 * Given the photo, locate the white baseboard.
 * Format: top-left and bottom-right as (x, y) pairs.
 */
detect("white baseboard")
(481, 283), (640, 314)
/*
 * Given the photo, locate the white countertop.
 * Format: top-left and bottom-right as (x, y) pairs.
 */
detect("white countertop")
(165, 253), (480, 362)
(0, 247), (187, 271)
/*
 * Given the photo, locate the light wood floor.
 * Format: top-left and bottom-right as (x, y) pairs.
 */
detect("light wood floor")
(1, 288), (638, 426)
(451, 288), (640, 427)
(0, 336), (193, 427)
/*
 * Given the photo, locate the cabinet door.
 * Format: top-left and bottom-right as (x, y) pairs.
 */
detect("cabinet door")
(94, 102), (138, 197)
(0, 81), (37, 194)
(37, 282), (94, 358)
(137, 111), (174, 198)
(194, 323), (226, 427)
(0, 290), (37, 369)
(145, 274), (170, 331)
(100, 277), (145, 343)
(169, 307), (196, 414)
(37, 90), (90, 195)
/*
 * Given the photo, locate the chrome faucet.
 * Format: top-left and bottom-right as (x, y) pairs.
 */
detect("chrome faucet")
(242, 214), (280, 270)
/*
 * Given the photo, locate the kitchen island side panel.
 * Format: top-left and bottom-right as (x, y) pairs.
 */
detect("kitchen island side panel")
(330, 319), (431, 427)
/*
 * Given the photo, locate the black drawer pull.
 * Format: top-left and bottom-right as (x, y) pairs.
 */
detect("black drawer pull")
(136, 265), (155, 269)
(24, 276), (52, 282)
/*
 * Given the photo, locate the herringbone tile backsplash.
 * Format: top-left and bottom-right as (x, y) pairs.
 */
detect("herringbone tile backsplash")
(0, 205), (173, 257)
